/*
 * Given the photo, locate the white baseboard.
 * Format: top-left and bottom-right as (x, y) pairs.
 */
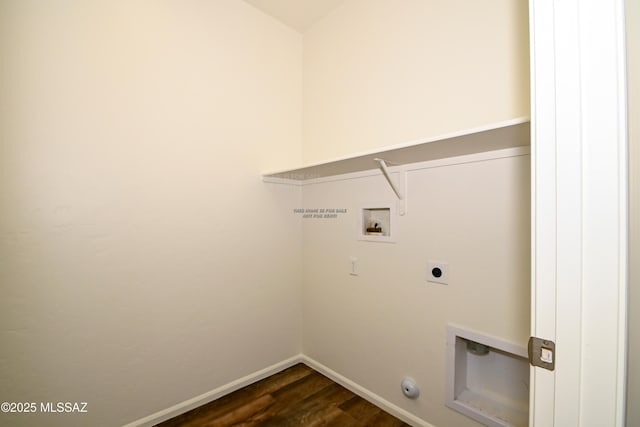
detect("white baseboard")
(122, 354), (434, 427)
(121, 355), (302, 427)
(299, 355), (435, 427)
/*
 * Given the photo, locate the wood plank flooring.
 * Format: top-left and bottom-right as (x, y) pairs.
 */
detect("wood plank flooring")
(156, 363), (410, 427)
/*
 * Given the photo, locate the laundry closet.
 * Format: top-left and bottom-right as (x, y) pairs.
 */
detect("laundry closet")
(262, 2), (531, 426)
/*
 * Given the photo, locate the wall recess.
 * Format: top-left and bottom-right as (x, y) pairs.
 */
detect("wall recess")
(446, 325), (529, 427)
(359, 203), (396, 243)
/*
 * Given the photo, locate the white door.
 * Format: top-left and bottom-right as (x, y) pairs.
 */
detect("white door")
(529, 0), (628, 426)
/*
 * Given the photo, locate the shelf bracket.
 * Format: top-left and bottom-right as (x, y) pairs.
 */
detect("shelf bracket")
(374, 158), (407, 216)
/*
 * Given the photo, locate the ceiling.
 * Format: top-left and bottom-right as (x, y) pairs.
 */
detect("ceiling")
(242, 0), (346, 32)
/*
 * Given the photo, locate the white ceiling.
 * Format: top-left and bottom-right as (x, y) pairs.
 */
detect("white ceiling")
(242, 0), (345, 32)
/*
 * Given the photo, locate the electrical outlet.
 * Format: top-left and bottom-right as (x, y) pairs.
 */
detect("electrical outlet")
(427, 261), (448, 285)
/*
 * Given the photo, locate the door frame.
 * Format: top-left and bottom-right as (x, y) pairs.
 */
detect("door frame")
(529, 0), (628, 425)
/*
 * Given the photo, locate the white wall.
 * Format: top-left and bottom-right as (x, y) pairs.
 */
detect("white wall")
(0, 2), (302, 426)
(0, 1), (532, 425)
(302, 0), (530, 164)
(627, 0), (639, 424)
(297, 2), (530, 425)
(301, 153), (530, 426)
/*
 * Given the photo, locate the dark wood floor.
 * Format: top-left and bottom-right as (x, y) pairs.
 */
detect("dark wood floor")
(156, 363), (410, 426)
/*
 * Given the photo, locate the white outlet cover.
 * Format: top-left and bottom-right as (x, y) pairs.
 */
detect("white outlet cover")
(427, 261), (448, 285)
(350, 257), (358, 276)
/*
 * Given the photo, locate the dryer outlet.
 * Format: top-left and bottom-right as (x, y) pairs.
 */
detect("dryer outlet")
(427, 261), (449, 285)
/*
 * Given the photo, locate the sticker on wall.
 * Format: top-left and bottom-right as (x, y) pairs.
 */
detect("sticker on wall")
(293, 208), (348, 219)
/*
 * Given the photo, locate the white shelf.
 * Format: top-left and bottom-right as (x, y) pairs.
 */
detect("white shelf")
(262, 117), (530, 181)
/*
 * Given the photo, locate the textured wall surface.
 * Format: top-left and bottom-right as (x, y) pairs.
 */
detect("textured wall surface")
(302, 153), (530, 427)
(0, 2), (302, 425)
(302, 0), (530, 163)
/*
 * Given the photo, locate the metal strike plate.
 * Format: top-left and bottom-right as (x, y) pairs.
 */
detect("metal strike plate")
(528, 337), (556, 371)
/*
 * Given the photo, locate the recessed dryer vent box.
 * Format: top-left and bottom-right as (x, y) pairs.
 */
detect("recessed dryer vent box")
(359, 203), (396, 243)
(446, 325), (529, 427)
